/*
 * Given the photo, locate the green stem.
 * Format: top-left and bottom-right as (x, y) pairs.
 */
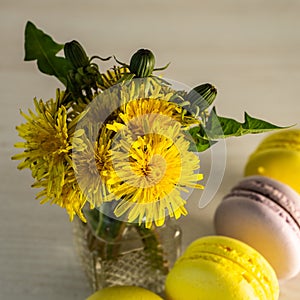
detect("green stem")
(134, 223), (169, 274)
(94, 206), (126, 260)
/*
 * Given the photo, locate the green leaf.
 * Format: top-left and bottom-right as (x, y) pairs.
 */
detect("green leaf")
(24, 21), (72, 86)
(189, 126), (217, 152)
(189, 108), (289, 151)
(243, 112), (288, 133)
(203, 107), (288, 139)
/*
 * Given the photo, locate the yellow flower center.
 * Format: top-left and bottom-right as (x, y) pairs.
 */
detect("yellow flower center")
(128, 134), (179, 191)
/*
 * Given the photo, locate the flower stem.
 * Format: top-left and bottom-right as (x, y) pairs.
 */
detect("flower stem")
(134, 223), (169, 274)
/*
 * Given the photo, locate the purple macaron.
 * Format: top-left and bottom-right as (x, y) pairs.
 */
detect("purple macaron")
(214, 175), (300, 280)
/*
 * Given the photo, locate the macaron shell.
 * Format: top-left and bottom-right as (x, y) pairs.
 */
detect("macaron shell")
(182, 236), (278, 298)
(254, 129), (300, 152)
(165, 236), (279, 300)
(165, 258), (264, 300)
(231, 175), (300, 228)
(244, 149), (300, 193)
(214, 196), (300, 280)
(86, 286), (163, 300)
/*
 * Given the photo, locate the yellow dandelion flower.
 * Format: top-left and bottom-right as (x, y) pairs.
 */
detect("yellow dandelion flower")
(72, 125), (114, 209)
(13, 99), (69, 170)
(107, 80), (199, 133)
(12, 91), (87, 221)
(107, 114), (203, 228)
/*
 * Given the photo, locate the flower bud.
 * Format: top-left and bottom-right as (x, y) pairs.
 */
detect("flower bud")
(187, 83), (217, 111)
(64, 40), (89, 69)
(129, 49), (155, 77)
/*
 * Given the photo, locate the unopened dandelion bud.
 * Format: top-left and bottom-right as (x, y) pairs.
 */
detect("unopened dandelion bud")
(187, 83), (217, 111)
(129, 49), (155, 77)
(64, 40), (89, 69)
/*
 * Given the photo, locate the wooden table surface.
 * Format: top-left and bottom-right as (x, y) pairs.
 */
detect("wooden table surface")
(1, 0), (300, 299)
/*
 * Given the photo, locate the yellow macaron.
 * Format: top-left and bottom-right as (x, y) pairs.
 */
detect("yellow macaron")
(86, 286), (163, 300)
(244, 129), (300, 193)
(165, 236), (279, 300)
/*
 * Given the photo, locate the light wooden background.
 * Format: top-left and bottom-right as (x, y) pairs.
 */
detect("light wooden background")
(1, 0), (300, 299)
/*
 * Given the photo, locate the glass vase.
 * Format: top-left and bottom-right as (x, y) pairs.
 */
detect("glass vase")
(72, 214), (182, 296)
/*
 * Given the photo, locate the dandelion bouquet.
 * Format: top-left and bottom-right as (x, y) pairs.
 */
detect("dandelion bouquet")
(12, 21), (284, 293)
